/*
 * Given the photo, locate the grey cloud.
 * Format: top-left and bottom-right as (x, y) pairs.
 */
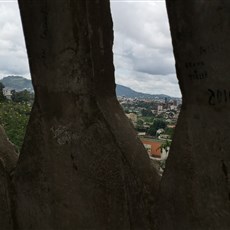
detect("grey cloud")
(0, 1), (180, 97)
(111, 1), (181, 97)
(0, 3), (29, 77)
(115, 69), (180, 97)
(111, 2), (172, 49)
(133, 55), (175, 75)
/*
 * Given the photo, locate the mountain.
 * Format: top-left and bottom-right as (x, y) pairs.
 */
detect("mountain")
(116, 84), (175, 99)
(0, 76), (176, 99)
(0, 76), (33, 92)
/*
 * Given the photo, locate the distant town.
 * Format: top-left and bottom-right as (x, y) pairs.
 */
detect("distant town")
(118, 95), (182, 173)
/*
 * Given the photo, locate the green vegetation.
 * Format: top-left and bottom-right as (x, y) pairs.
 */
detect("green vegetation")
(0, 101), (31, 151)
(0, 83), (32, 151)
(11, 90), (34, 103)
(0, 82), (6, 101)
(121, 98), (176, 140)
(147, 119), (167, 136)
(141, 109), (154, 117)
(136, 119), (144, 131)
(164, 127), (174, 137)
(158, 140), (172, 154)
(142, 116), (155, 123)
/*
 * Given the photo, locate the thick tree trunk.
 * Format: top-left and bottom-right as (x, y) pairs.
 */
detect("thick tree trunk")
(158, 1), (230, 229)
(14, 1), (160, 229)
(0, 125), (18, 230)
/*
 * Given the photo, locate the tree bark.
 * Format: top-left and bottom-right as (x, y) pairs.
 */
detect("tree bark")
(14, 1), (160, 229)
(0, 125), (18, 230)
(158, 1), (230, 229)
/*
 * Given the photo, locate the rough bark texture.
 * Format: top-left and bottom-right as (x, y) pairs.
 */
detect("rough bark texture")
(14, 1), (160, 229)
(158, 1), (230, 229)
(0, 125), (18, 230)
(0, 126), (18, 174)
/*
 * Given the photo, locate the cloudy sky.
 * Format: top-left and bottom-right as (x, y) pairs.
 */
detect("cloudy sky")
(0, 0), (181, 97)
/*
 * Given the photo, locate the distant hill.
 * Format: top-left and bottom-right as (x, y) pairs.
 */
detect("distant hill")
(116, 84), (175, 99)
(0, 76), (33, 92)
(0, 76), (177, 99)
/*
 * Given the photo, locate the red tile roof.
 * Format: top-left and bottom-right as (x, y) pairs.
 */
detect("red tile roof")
(140, 138), (163, 158)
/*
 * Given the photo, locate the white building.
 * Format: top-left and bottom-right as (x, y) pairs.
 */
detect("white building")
(170, 105), (177, 110)
(3, 88), (12, 100)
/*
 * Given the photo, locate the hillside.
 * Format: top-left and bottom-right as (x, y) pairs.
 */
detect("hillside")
(116, 84), (174, 99)
(0, 76), (33, 92)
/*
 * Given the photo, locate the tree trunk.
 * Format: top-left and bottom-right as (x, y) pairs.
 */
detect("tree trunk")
(158, 1), (230, 229)
(14, 1), (160, 229)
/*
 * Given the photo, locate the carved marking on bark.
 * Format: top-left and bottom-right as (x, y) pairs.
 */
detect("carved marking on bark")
(208, 89), (230, 106)
(51, 126), (72, 145)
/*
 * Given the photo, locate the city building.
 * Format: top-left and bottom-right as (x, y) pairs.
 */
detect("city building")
(157, 105), (163, 114)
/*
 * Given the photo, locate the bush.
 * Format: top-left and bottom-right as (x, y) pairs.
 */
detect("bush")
(0, 101), (32, 151)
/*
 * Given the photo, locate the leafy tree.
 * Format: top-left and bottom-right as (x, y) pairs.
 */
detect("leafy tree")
(143, 116), (155, 123)
(136, 119), (144, 130)
(158, 140), (172, 154)
(141, 109), (154, 117)
(11, 90), (33, 103)
(0, 82), (6, 102)
(165, 127), (174, 139)
(147, 125), (157, 136)
(147, 119), (167, 136)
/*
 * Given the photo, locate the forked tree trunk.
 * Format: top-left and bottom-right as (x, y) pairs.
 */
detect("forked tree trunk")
(1, 1), (230, 230)
(158, 1), (230, 229)
(13, 1), (160, 229)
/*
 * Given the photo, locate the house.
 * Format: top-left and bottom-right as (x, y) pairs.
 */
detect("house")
(140, 137), (170, 161)
(159, 134), (171, 140)
(3, 88), (12, 100)
(140, 137), (164, 158)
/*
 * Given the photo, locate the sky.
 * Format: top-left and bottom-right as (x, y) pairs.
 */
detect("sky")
(0, 0), (181, 97)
